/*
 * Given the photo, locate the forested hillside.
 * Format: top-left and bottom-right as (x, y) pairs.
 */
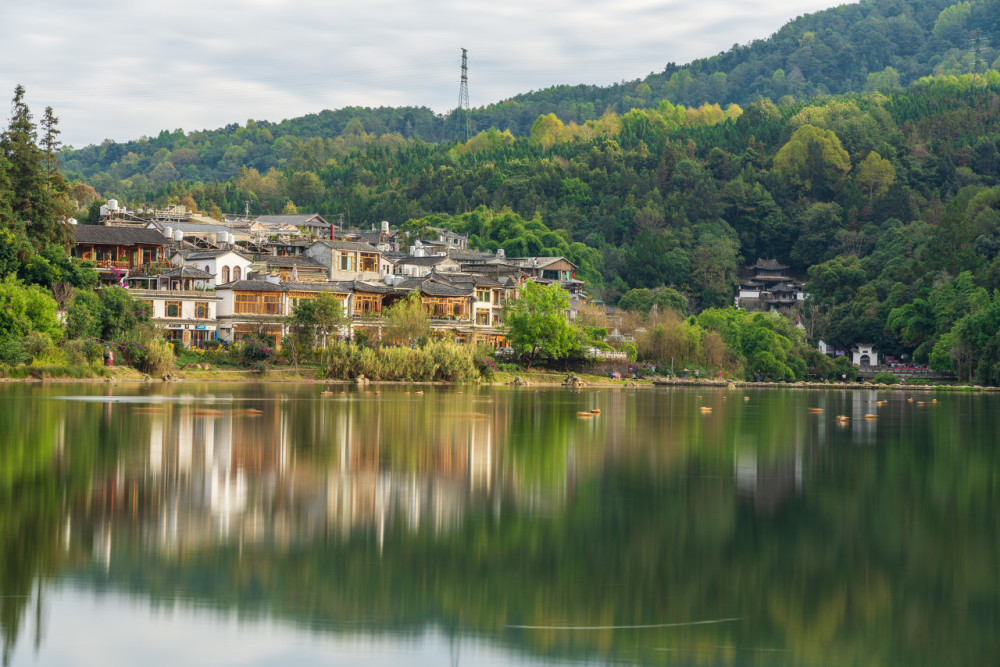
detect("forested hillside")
(46, 0), (1000, 385)
(63, 0), (993, 177)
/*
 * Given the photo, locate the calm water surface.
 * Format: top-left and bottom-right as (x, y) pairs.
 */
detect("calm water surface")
(0, 383), (996, 666)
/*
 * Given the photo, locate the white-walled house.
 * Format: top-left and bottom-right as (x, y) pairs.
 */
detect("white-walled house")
(851, 344), (879, 367)
(173, 249), (254, 288)
(130, 289), (221, 348)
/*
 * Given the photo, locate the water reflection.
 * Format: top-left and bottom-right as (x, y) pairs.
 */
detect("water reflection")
(1, 384), (998, 665)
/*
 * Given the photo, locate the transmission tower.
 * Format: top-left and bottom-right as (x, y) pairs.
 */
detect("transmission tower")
(457, 48), (471, 142)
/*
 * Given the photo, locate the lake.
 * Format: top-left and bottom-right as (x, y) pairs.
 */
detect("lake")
(0, 382), (996, 666)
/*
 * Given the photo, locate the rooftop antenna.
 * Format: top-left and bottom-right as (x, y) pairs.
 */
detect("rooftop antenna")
(457, 48), (471, 143)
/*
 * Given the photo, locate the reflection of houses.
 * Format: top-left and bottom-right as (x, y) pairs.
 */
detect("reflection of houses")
(734, 447), (802, 514)
(736, 259), (804, 311)
(71, 225), (170, 282)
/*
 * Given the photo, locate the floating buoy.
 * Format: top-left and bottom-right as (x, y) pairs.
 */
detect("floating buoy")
(722, 396), (728, 400)
(835, 415), (850, 421)
(864, 414), (878, 420)
(700, 406), (713, 413)
(932, 399), (938, 404)
(807, 408), (823, 414)
(696, 395), (702, 399)
(744, 396), (750, 401)
(907, 398), (913, 403)
(577, 411), (594, 418)
(917, 401), (926, 406)
(320, 391), (333, 396)
(416, 390), (424, 395)
(590, 409), (601, 414)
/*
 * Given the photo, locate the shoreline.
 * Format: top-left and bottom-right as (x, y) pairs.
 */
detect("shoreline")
(1, 367), (997, 392)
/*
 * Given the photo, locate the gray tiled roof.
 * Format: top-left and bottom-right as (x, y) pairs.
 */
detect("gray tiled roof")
(73, 225), (168, 246)
(255, 214), (330, 227)
(264, 256), (325, 268)
(396, 255), (451, 267)
(181, 249), (252, 261)
(215, 280), (286, 292)
(159, 266), (214, 279)
(312, 240), (381, 252)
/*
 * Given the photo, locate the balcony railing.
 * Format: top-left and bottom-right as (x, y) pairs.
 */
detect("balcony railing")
(94, 260), (130, 270)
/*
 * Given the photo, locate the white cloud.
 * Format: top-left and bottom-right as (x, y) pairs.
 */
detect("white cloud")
(0, 0), (840, 147)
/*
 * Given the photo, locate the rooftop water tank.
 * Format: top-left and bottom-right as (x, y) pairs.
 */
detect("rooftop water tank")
(173, 230), (184, 242)
(107, 199), (119, 211)
(164, 226), (173, 239)
(381, 220), (389, 232)
(99, 205), (109, 217)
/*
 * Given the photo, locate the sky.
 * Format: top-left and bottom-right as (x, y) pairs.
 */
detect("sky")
(1, 0), (841, 148)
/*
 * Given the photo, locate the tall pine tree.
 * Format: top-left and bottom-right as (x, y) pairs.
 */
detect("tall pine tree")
(0, 85), (71, 249)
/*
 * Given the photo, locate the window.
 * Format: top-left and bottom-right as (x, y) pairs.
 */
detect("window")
(359, 254), (377, 272)
(196, 302), (209, 319)
(263, 294), (282, 315)
(233, 266), (241, 281)
(165, 302), (181, 318)
(205, 265), (210, 273)
(453, 302), (462, 317)
(476, 290), (490, 303)
(142, 248), (157, 264)
(221, 266), (230, 283)
(338, 253), (355, 271)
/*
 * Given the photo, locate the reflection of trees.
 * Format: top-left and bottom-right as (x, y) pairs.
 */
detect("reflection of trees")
(1, 385), (998, 665)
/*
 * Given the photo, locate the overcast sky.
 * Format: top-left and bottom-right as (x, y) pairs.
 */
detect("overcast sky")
(1, 0), (841, 148)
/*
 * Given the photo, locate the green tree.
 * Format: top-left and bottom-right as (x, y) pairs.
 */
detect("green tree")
(503, 281), (579, 367)
(855, 151), (895, 204)
(288, 292), (348, 353)
(772, 124), (851, 198)
(384, 291), (430, 346)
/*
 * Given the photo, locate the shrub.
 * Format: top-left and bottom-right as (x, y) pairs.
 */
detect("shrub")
(319, 339), (481, 382)
(118, 327), (175, 375)
(62, 339), (104, 366)
(874, 370), (900, 385)
(230, 337), (273, 366)
(0, 336), (29, 365)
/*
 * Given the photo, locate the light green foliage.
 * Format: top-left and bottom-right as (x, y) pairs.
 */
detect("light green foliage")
(384, 292), (430, 346)
(855, 151), (895, 202)
(320, 338), (480, 382)
(773, 124), (851, 197)
(697, 308), (806, 381)
(503, 281), (579, 366)
(932, 2), (971, 46)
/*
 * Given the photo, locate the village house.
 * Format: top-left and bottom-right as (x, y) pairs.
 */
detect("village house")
(514, 256), (578, 282)
(131, 286), (221, 348)
(262, 255), (328, 282)
(850, 343), (879, 367)
(735, 258), (805, 311)
(71, 225), (170, 283)
(306, 240), (394, 281)
(215, 279), (288, 346)
(172, 248), (254, 287)
(254, 213), (332, 236)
